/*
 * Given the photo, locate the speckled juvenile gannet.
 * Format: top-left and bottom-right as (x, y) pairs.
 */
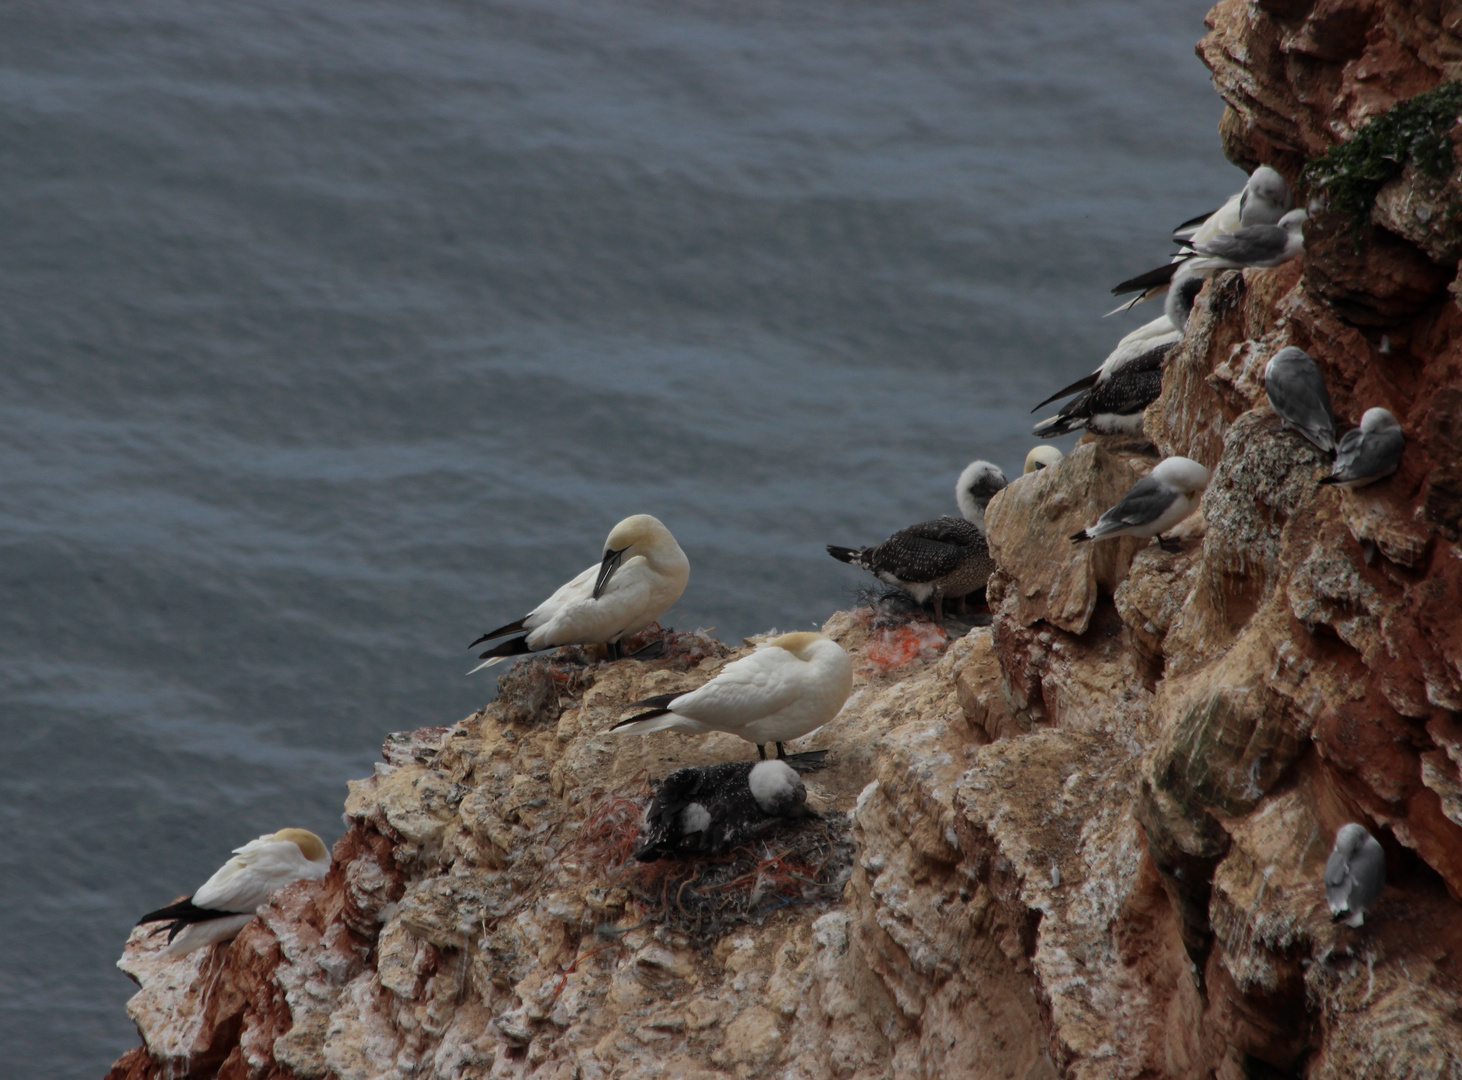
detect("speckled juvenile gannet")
(1322, 408), (1405, 488)
(612, 632), (853, 760)
(1325, 823), (1385, 927)
(826, 460), (1007, 621)
(1034, 271), (1204, 438)
(1184, 208), (1306, 273)
(1070, 456), (1210, 551)
(1024, 446), (1063, 474)
(634, 753), (826, 861)
(469, 514), (689, 671)
(1109, 167), (1292, 312)
(135, 829), (331, 957)
(1264, 346), (1337, 455)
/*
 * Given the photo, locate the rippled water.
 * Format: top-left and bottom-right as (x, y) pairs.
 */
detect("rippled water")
(0, 1), (1228, 1073)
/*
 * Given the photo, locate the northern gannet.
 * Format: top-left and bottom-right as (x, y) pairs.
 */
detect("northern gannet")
(825, 460), (1007, 621)
(1070, 456), (1210, 551)
(1325, 823), (1385, 927)
(1322, 408), (1404, 488)
(135, 829), (331, 957)
(1024, 446), (1063, 474)
(611, 632), (853, 760)
(634, 753), (826, 861)
(469, 514), (689, 671)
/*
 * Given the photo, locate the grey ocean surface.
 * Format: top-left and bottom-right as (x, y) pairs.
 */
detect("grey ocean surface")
(0, 1), (1228, 1073)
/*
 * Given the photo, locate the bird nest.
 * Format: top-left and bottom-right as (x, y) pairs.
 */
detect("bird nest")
(574, 791), (854, 945)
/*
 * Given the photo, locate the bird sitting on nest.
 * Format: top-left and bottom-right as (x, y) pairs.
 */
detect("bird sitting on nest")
(825, 459), (1007, 624)
(634, 752), (826, 861)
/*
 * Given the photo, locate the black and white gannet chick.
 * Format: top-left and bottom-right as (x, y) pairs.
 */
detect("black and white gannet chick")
(135, 829), (331, 957)
(826, 460), (1007, 621)
(1325, 823), (1385, 927)
(1034, 271), (1204, 438)
(469, 514), (690, 671)
(1024, 446), (1063, 474)
(1110, 167), (1292, 312)
(634, 753), (827, 861)
(1321, 408), (1405, 488)
(1185, 208), (1307, 273)
(612, 632), (854, 760)
(1264, 346), (1337, 456)
(1070, 456), (1210, 552)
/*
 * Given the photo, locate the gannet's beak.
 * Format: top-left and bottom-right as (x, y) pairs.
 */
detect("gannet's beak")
(593, 547), (627, 600)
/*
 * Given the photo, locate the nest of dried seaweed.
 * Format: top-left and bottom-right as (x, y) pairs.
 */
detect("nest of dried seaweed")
(573, 790), (854, 944)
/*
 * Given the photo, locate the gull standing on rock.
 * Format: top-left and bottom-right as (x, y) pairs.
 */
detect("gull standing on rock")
(634, 753), (826, 861)
(1110, 166), (1292, 312)
(1325, 823), (1386, 927)
(1321, 408), (1405, 488)
(1033, 269), (1204, 438)
(1184, 208), (1307, 273)
(1264, 346), (1337, 455)
(134, 829), (331, 957)
(825, 460), (1007, 621)
(468, 514), (689, 671)
(611, 632), (853, 761)
(1070, 456), (1210, 552)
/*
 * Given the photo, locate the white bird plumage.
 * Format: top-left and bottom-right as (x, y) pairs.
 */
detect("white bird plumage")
(469, 514), (690, 671)
(611, 632), (854, 759)
(136, 829), (331, 957)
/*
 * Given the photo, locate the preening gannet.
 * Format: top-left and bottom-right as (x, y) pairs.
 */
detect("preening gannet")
(634, 753), (826, 861)
(135, 829), (331, 957)
(612, 632), (853, 760)
(1325, 823), (1385, 927)
(1264, 346), (1337, 455)
(826, 460), (1007, 621)
(1024, 446), (1063, 474)
(469, 514), (689, 671)
(1321, 408), (1404, 488)
(1070, 456), (1210, 551)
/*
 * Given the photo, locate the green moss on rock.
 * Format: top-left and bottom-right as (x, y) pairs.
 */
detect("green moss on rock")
(1304, 82), (1462, 224)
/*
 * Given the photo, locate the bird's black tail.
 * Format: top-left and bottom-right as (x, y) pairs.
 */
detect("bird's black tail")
(475, 634), (535, 662)
(136, 896), (237, 942)
(1031, 372), (1099, 412)
(611, 691), (684, 729)
(826, 544), (865, 565)
(469, 617), (527, 650)
(1111, 259), (1181, 296)
(1069, 530), (1092, 543)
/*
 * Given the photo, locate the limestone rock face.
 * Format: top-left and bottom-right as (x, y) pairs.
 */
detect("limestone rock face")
(109, 4), (1462, 1078)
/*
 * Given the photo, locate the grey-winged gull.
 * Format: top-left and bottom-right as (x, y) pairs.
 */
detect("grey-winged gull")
(1322, 408), (1405, 488)
(1264, 346), (1337, 455)
(1325, 823), (1385, 927)
(1070, 456), (1210, 551)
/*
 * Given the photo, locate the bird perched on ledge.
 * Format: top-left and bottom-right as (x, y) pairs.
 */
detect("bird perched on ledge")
(1325, 823), (1385, 927)
(135, 829), (331, 957)
(468, 514), (689, 672)
(825, 460), (1007, 623)
(612, 632), (853, 760)
(1264, 346), (1337, 456)
(634, 753), (826, 861)
(1322, 408), (1404, 488)
(1071, 456), (1210, 552)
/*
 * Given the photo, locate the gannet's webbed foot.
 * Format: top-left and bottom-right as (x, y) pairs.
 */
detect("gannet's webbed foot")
(775, 742), (787, 759)
(626, 639), (664, 661)
(757, 744), (768, 761)
(1155, 534), (1181, 553)
(606, 640), (624, 661)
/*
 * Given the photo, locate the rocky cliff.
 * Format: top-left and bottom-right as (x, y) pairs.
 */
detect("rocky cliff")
(109, 2), (1462, 1078)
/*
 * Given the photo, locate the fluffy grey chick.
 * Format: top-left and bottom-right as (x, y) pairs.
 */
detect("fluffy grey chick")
(827, 460), (1007, 623)
(1325, 823), (1385, 927)
(1321, 408), (1404, 488)
(1264, 346), (1337, 455)
(634, 754), (825, 862)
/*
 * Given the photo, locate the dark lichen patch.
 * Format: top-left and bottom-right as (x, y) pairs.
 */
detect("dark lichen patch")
(1304, 82), (1462, 226)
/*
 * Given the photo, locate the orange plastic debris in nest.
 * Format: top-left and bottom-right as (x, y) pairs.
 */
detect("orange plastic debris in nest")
(863, 622), (948, 669)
